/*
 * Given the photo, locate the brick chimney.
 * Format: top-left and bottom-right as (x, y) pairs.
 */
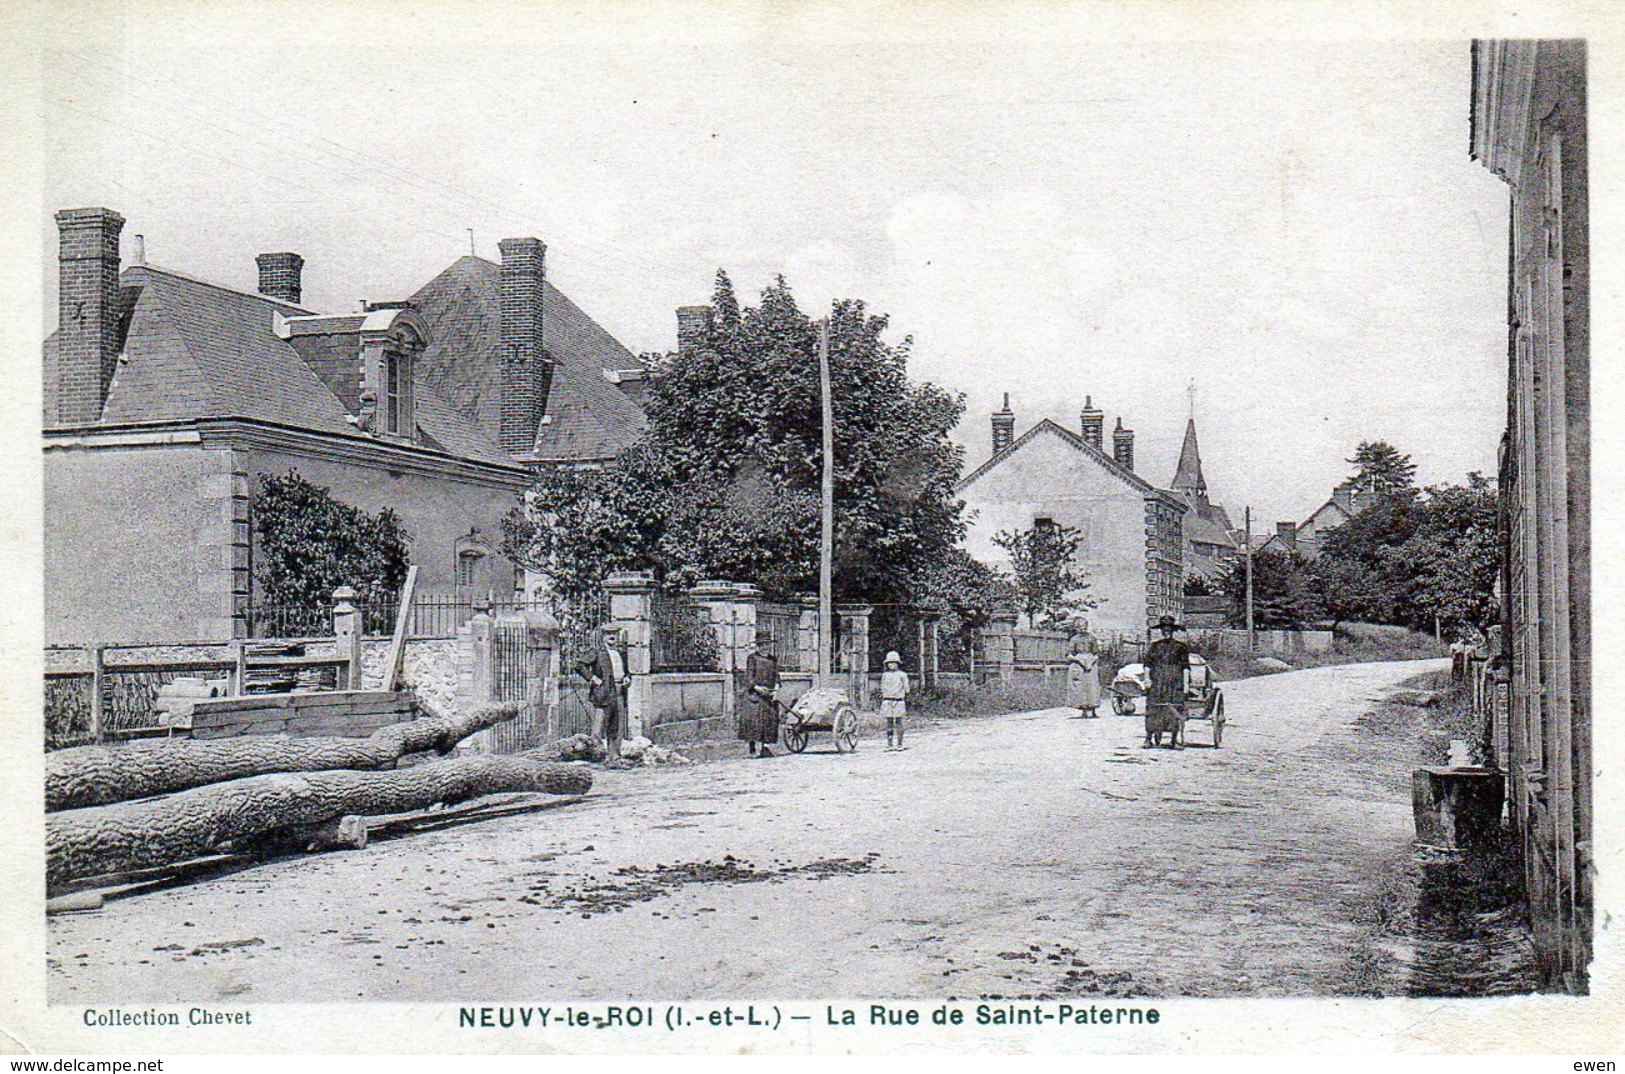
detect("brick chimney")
(498, 237), (552, 456)
(676, 305), (713, 353)
(1080, 395), (1104, 450)
(54, 207), (125, 425)
(1331, 481), (1356, 515)
(992, 393), (1015, 455)
(1112, 417), (1134, 471)
(255, 252), (305, 304)
(1276, 521), (1298, 549)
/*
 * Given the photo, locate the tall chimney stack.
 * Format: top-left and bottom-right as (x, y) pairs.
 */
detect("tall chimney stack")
(1112, 417), (1135, 471)
(992, 393), (1016, 455)
(54, 207), (125, 425)
(1080, 395), (1104, 450)
(498, 237), (552, 456)
(255, 252), (305, 305)
(1276, 521), (1298, 550)
(676, 305), (713, 353)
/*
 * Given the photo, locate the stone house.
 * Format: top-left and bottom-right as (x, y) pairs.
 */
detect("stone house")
(1471, 38), (1590, 993)
(957, 395), (1186, 635)
(43, 208), (645, 645)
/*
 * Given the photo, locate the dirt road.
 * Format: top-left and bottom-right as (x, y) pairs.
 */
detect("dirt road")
(48, 660), (1442, 1002)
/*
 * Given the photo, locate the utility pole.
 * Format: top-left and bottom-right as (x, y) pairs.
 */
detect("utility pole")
(818, 317), (834, 687)
(1244, 505), (1255, 657)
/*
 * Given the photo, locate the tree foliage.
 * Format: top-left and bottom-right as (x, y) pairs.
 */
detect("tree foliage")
(253, 472), (411, 629)
(992, 521), (1096, 628)
(1309, 456), (1499, 633)
(506, 271), (968, 606)
(1348, 440), (1418, 500)
(1220, 548), (1324, 629)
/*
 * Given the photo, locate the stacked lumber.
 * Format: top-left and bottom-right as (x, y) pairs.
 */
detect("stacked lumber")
(188, 690), (412, 740)
(45, 699), (594, 894)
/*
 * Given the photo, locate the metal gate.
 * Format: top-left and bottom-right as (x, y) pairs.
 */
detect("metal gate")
(554, 592), (610, 741)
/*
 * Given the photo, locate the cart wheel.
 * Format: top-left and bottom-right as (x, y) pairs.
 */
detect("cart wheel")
(784, 724), (809, 754)
(833, 704), (859, 752)
(1112, 695), (1133, 716)
(1212, 693), (1225, 748)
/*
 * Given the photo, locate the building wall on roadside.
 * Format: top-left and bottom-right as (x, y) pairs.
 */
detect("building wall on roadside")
(1475, 37), (1590, 992)
(241, 447), (525, 606)
(960, 428), (1151, 634)
(44, 441), (243, 644)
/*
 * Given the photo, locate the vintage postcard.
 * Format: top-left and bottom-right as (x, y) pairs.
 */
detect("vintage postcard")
(0, 0), (1619, 1059)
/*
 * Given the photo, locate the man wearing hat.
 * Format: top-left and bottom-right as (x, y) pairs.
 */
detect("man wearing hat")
(880, 650), (911, 750)
(586, 627), (630, 764)
(739, 627), (782, 757)
(1144, 614), (1190, 749)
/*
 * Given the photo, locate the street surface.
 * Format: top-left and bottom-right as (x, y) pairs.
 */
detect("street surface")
(48, 660), (1442, 1001)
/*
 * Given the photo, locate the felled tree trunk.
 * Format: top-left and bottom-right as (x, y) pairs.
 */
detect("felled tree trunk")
(47, 755), (592, 890)
(46, 701), (523, 812)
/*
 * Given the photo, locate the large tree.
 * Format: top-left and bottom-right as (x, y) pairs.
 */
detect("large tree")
(1348, 440), (1418, 500)
(506, 272), (967, 605)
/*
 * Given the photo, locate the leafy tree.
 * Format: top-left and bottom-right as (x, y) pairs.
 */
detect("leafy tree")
(1402, 474), (1500, 632)
(253, 471), (411, 632)
(993, 521), (1096, 628)
(1348, 440), (1418, 500)
(1220, 548), (1324, 629)
(506, 271), (968, 606)
(1183, 574), (1212, 597)
(1309, 468), (1499, 632)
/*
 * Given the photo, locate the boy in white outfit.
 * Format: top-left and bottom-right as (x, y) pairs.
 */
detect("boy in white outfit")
(880, 650), (910, 750)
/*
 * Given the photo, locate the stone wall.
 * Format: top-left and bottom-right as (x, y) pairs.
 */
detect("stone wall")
(359, 637), (460, 716)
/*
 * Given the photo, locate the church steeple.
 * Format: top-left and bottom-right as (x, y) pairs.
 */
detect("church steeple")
(1172, 416), (1207, 497)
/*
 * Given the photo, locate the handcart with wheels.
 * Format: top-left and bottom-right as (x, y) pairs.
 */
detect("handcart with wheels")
(766, 686), (860, 754)
(1183, 653), (1226, 748)
(1109, 662), (1148, 715)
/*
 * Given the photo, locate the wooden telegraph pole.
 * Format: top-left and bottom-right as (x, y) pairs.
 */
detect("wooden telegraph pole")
(1244, 505), (1255, 657)
(818, 317), (834, 687)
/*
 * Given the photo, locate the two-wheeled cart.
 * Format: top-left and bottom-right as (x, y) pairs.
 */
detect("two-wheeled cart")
(766, 686), (859, 754)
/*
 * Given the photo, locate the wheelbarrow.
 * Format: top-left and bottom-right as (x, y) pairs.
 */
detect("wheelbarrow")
(768, 686), (859, 754)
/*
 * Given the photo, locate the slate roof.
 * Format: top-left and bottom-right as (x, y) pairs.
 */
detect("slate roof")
(42, 264), (516, 469)
(1171, 418), (1207, 494)
(409, 256), (646, 462)
(958, 417), (1157, 494)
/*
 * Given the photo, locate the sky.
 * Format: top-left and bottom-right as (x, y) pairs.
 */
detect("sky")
(35, 1), (1513, 528)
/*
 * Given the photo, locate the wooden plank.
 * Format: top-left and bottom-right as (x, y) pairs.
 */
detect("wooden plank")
(382, 566), (418, 693)
(88, 645), (105, 743)
(191, 694), (295, 717)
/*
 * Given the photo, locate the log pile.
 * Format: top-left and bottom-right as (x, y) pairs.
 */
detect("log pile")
(45, 699), (594, 893)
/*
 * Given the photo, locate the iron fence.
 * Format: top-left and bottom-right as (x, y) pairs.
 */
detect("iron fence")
(651, 592), (719, 672)
(251, 594), (560, 640)
(756, 601), (802, 667)
(868, 604), (926, 673)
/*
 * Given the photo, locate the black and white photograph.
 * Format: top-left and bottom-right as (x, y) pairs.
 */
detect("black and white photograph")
(1, 0), (1616, 1059)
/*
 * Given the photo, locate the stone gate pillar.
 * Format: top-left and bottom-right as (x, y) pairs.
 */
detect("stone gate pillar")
(332, 586), (362, 691)
(984, 610), (1018, 683)
(604, 570), (656, 740)
(797, 595), (820, 676)
(837, 603), (873, 707)
(689, 580), (760, 730)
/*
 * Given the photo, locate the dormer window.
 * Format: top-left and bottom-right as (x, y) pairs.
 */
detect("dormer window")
(352, 307), (426, 443)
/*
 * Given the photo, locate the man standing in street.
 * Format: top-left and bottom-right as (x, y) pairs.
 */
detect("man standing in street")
(587, 627), (630, 764)
(1144, 614), (1190, 749)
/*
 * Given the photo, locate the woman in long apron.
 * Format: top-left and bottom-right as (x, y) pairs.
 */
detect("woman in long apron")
(1066, 636), (1101, 717)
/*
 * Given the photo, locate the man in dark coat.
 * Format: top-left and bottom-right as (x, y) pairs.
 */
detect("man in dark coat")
(586, 627), (629, 764)
(738, 628), (781, 757)
(1144, 614), (1190, 749)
